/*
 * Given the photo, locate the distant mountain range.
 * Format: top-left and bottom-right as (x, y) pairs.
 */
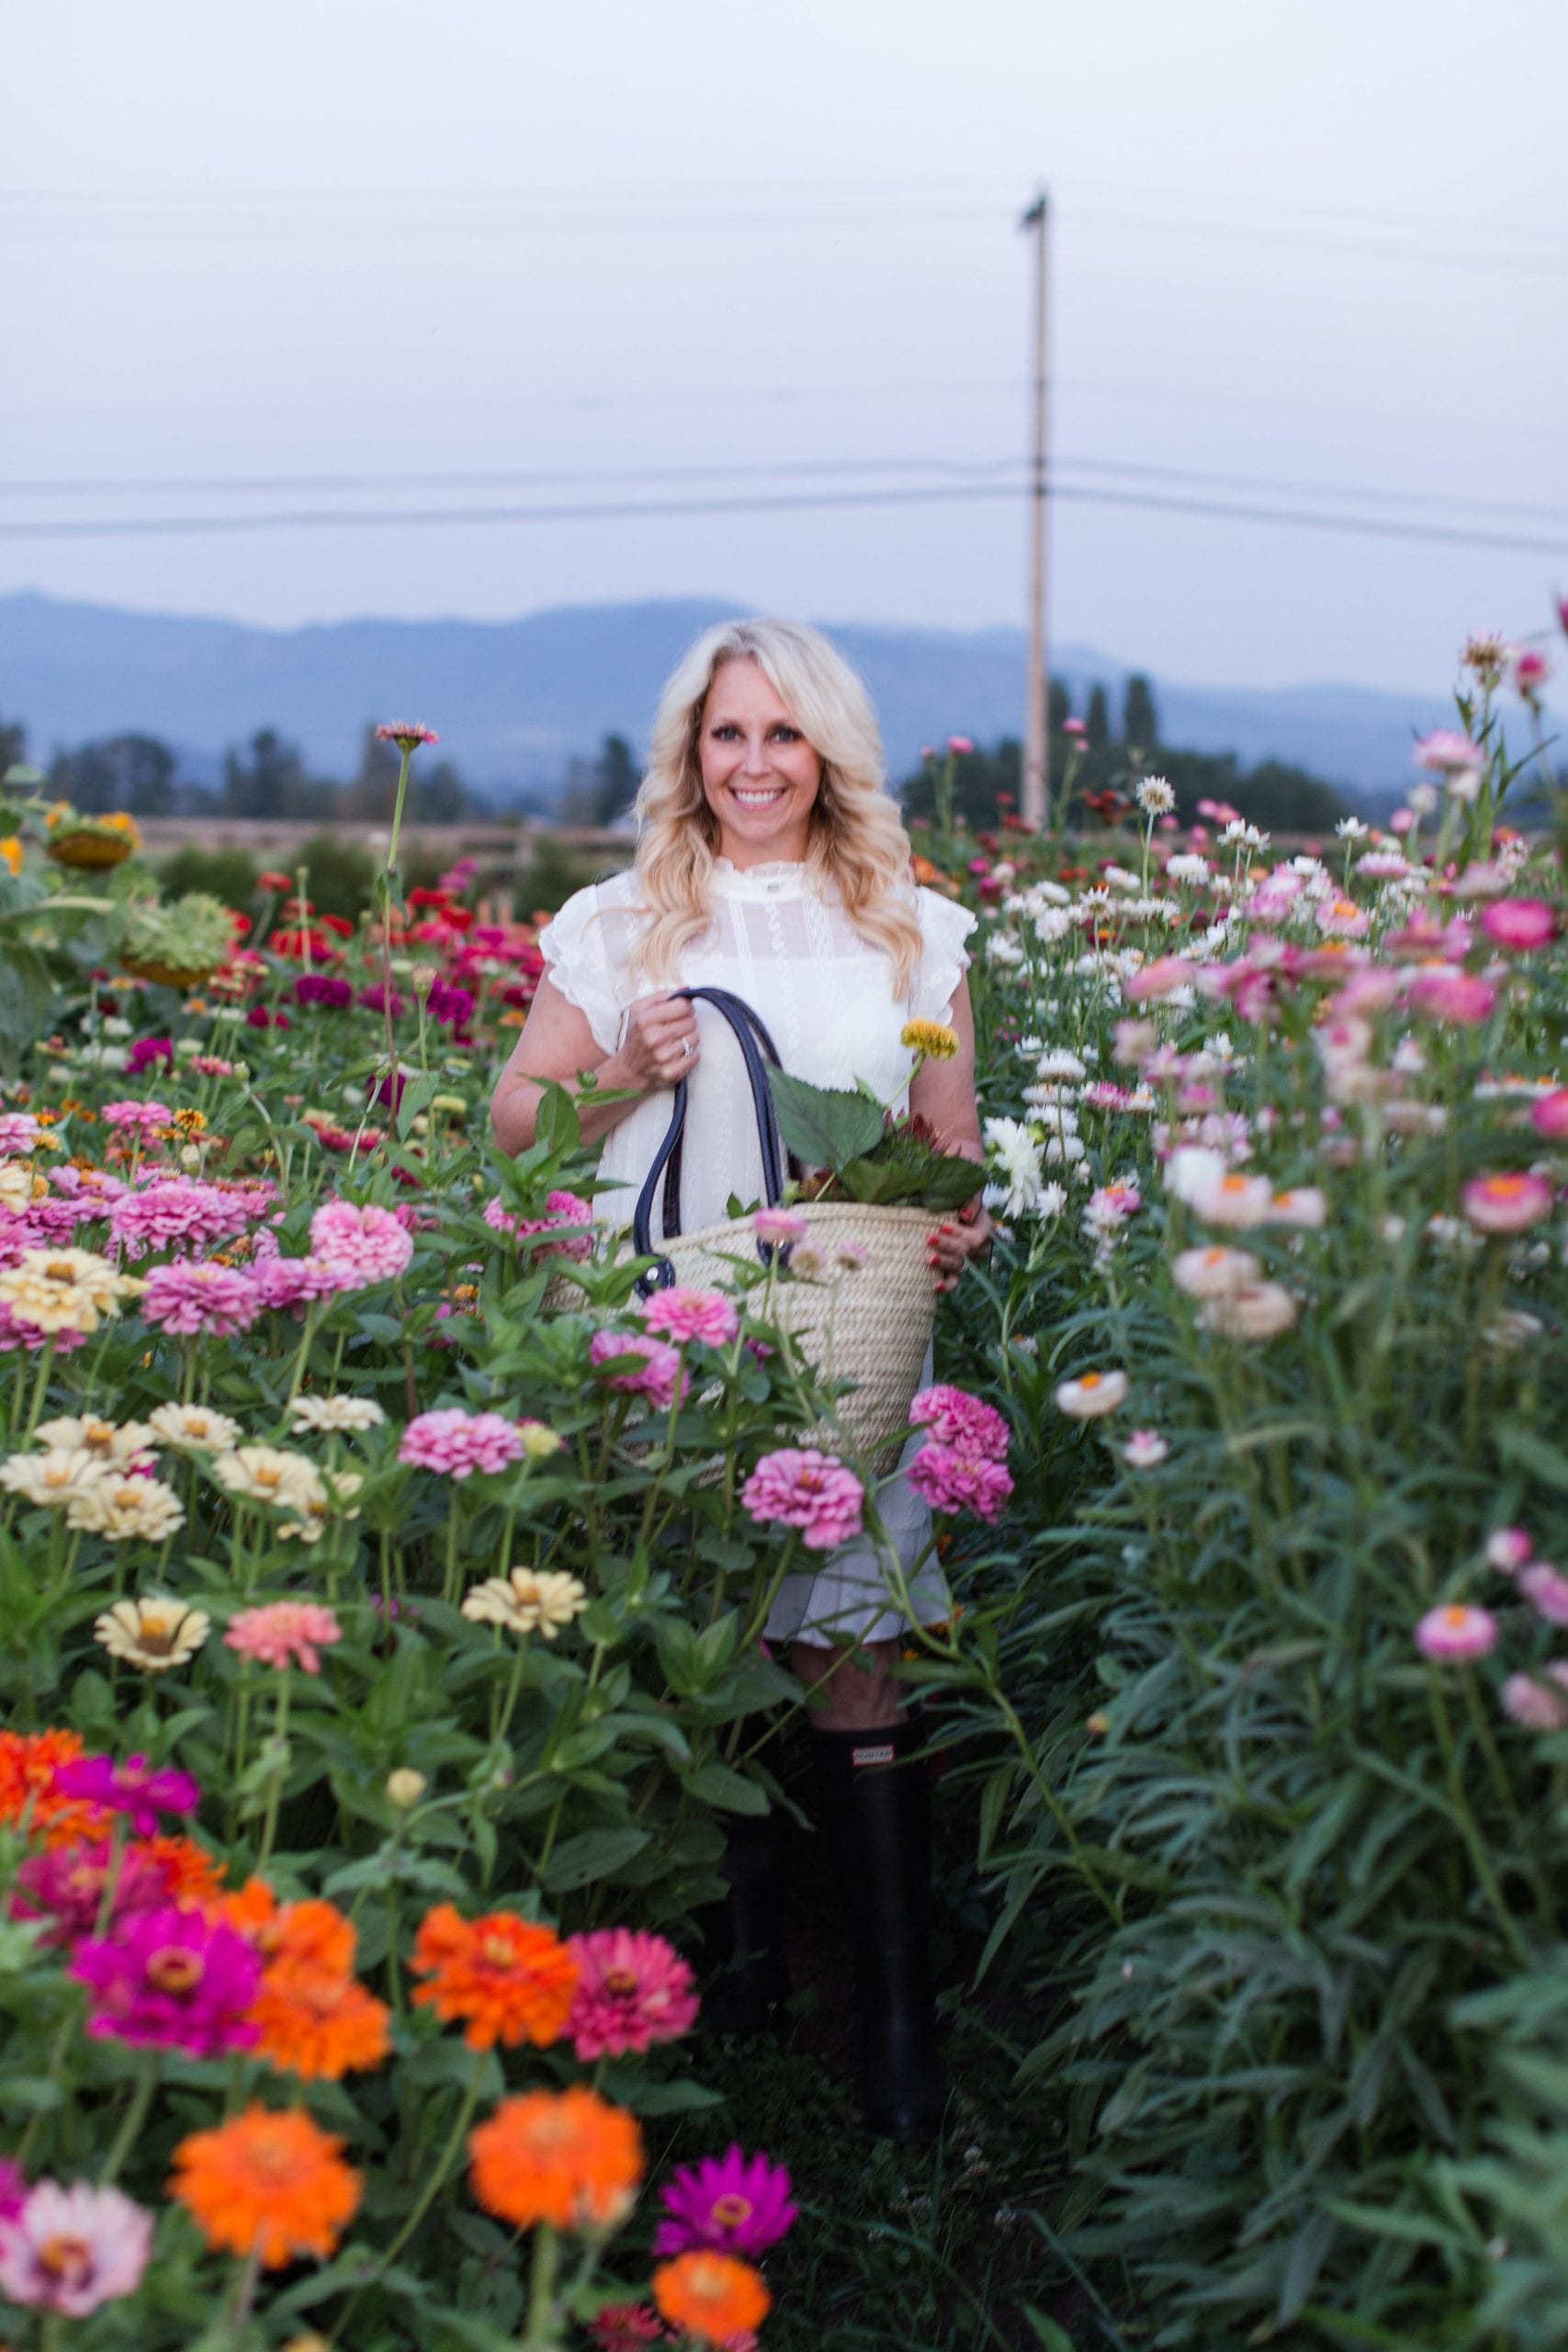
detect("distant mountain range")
(0, 589), (1480, 807)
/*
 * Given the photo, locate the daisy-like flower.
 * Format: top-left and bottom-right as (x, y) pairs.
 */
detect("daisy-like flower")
(65, 1476), (186, 1543)
(468, 2088), (643, 2233)
(1122, 1430), (1169, 1469)
(1266, 1187), (1327, 1228)
(34, 1415), (158, 1466)
(411, 1904), (579, 2050)
(1134, 775), (1176, 816)
(653, 2143), (797, 2260)
(899, 1018), (959, 1059)
(0, 2178), (152, 2316)
(374, 720), (439, 751)
(225, 1601), (343, 1676)
(288, 1394), (386, 1434)
(1055, 1370), (1128, 1419)
(652, 2251), (771, 2345)
(94, 1595), (209, 1672)
(0, 1447), (110, 1510)
(741, 1449), (864, 1550)
(0, 1246), (141, 1335)
(146, 1401), (241, 1452)
(461, 1568), (589, 1639)
(210, 1446), (327, 1514)
(1461, 1172), (1554, 1234)
(1172, 1245), (1260, 1298)
(169, 2105), (362, 2268)
(565, 1928), (700, 2060)
(1416, 1603), (1497, 1662)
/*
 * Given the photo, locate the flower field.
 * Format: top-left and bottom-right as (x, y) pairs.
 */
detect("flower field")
(2, 620), (1568, 2350)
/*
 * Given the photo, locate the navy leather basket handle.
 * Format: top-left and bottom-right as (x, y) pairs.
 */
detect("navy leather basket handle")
(630, 986), (791, 1295)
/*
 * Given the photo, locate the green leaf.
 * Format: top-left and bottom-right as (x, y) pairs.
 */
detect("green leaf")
(766, 1066), (884, 1171)
(1499, 1423), (1568, 1494)
(540, 1826), (651, 1891)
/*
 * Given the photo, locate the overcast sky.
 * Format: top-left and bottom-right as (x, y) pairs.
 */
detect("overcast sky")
(5, 0), (1566, 703)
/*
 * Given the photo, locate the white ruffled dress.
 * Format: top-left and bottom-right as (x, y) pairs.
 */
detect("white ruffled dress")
(541, 858), (976, 1648)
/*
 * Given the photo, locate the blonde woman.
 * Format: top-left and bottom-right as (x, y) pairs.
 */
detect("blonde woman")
(492, 618), (988, 2140)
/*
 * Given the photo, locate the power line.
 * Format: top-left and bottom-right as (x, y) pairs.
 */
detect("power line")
(0, 475), (1564, 558)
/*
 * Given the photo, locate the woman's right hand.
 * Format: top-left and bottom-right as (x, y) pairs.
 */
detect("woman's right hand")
(614, 992), (701, 1092)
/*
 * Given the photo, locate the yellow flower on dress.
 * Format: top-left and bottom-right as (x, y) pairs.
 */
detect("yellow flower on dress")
(899, 1018), (959, 1060)
(95, 1594), (210, 1671)
(461, 1568), (589, 1640)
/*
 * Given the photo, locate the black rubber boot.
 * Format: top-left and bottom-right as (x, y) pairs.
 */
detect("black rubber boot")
(810, 1716), (947, 2143)
(697, 1805), (790, 2037)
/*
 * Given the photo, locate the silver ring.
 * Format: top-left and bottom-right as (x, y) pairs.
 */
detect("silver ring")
(681, 1035), (693, 1060)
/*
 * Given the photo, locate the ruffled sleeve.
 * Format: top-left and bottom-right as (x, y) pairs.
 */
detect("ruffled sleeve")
(908, 887), (977, 1023)
(538, 883), (625, 1055)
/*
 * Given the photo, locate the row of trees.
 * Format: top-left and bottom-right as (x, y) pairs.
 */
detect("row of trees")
(900, 673), (1350, 835)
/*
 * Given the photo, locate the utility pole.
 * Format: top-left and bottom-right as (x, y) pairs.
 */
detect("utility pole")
(1020, 188), (1050, 831)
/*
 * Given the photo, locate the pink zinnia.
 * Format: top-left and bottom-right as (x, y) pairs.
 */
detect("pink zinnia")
(51, 1753), (199, 1838)
(1480, 898), (1557, 952)
(100, 1100), (172, 1135)
(907, 1442), (1014, 1522)
(12, 1838), (176, 1948)
(653, 2143), (798, 2260)
(224, 1600), (343, 1675)
(908, 1385), (1010, 1463)
(1530, 1089), (1568, 1141)
(1415, 1603), (1497, 1662)
(139, 1261), (264, 1337)
(72, 1904), (261, 2055)
(109, 1178), (248, 1259)
(565, 1928), (700, 2060)
(252, 1253), (355, 1310)
(1407, 968), (1497, 1025)
(1461, 1171), (1554, 1234)
(0, 2179), (152, 2316)
(309, 1198), (414, 1284)
(641, 1287), (739, 1348)
(588, 1329), (686, 1410)
(399, 1407), (525, 1478)
(0, 1114), (42, 1156)
(741, 1449), (863, 1550)
(483, 1188), (593, 1261)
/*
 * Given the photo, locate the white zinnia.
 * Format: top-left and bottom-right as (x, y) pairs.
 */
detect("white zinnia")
(288, 1395), (387, 1434)
(147, 1402), (242, 1453)
(0, 1447), (110, 1508)
(66, 1476), (186, 1542)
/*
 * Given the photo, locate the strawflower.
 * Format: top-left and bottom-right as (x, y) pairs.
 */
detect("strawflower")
(1055, 1370), (1128, 1419)
(1519, 1562), (1568, 1626)
(1461, 1172), (1554, 1234)
(225, 1601), (343, 1675)
(565, 1928), (700, 2060)
(1416, 1604), (1497, 1662)
(1481, 898), (1556, 951)
(411, 1904), (579, 2049)
(1122, 1430), (1169, 1469)
(753, 1205), (807, 1246)
(1502, 1674), (1568, 1732)
(1486, 1527), (1534, 1573)
(468, 2087), (643, 2232)
(741, 1448), (864, 1550)
(169, 2104), (362, 2267)
(653, 2144), (797, 2258)
(73, 1904), (261, 2055)
(1200, 1280), (1300, 1340)
(0, 2179), (152, 2316)
(652, 2250), (771, 2344)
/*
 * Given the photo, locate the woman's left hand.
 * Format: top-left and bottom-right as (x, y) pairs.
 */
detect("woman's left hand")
(928, 1200), (993, 1294)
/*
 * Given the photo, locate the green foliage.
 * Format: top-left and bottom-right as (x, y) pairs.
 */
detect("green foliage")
(158, 842), (260, 906)
(767, 1067), (980, 1209)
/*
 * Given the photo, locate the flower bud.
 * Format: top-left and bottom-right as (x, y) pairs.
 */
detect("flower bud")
(386, 1767), (426, 1810)
(516, 1419), (565, 1462)
(411, 965), (436, 999)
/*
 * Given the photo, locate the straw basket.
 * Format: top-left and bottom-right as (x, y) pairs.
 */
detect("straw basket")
(543, 986), (940, 1472)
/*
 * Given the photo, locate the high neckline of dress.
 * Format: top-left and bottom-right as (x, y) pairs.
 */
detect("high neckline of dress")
(711, 857), (812, 897)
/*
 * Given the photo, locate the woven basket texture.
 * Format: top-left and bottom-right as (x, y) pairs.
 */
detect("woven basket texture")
(546, 1199), (936, 1472)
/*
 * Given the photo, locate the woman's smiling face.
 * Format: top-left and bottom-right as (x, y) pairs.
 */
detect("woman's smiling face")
(697, 657), (823, 868)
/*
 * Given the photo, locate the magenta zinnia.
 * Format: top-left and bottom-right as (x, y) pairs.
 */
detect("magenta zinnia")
(741, 1449), (863, 1550)
(565, 1928), (700, 2061)
(652, 2143), (798, 2260)
(51, 1752), (199, 1838)
(72, 1904), (261, 2055)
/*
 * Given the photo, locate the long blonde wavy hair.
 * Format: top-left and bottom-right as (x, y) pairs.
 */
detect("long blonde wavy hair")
(632, 617), (923, 994)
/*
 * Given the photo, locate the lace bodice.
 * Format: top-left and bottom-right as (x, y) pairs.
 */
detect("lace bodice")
(541, 860), (976, 1238)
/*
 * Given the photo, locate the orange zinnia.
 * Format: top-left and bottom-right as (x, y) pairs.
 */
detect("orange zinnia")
(142, 1834), (225, 1906)
(468, 2088), (643, 2233)
(652, 2251), (772, 2342)
(0, 1727), (108, 1848)
(220, 1892), (390, 2081)
(170, 2104), (362, 2267)
(410, 1904), (578, 2049)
